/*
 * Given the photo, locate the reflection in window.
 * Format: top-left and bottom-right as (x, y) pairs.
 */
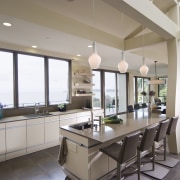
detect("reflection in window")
(117, 74), (127, 113)
(158, 77), (168, 102)
(18, 54), (45, 107)
(92, 71), (101, 108)
(105, 72), (116, 115)
(134, 77), (149, 104)
(0, 51), (13, 108)
(49, 58), (69, 105)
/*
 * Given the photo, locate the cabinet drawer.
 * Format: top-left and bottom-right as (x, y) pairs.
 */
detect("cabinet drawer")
(60, 113), (77, 120)
(77, 111), (91, 117)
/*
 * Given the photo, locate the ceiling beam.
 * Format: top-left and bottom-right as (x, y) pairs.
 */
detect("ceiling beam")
(103, 0), (178, 40)
(124, 32), (164, 51)
(125, 25), (143, 40)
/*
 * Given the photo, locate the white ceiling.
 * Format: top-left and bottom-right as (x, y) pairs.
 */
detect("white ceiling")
(0, 0), (176, 76)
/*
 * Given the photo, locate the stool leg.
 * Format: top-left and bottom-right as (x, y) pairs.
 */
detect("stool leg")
(164, 137), (166, 161)
(152, 142), (155, 171)
(137, 149), (141, 180)
(117, 162), (121, 180)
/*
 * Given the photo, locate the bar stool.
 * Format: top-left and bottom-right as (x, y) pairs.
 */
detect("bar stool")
(156, 116), (179, 167)
(99, 131), (141, 180)
(154, 118), (170, 161)
(127, 105), (134, 112)
(137, 123), (159, 180)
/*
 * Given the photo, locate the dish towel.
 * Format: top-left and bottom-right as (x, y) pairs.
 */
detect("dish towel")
(58, 137), (68, 166)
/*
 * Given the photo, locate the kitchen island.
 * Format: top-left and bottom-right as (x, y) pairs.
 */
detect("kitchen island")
(60, 109), (166, 180)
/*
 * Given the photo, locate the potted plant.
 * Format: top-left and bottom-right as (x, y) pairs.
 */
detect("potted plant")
(58, 103), (66, 112)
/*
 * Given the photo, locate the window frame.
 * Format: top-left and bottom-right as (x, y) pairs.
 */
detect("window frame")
(0, 49), (71, 109)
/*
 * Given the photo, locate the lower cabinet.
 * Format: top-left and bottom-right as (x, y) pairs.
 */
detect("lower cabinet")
(76, 111), (91, 123)
(27, 118), (44, 154)
(60, 113), (77, 126)
(0, 110), (95, 162)
(45, 116), (60, 147)
(6, 121), (26, 160)
(0, 123), (6, 162)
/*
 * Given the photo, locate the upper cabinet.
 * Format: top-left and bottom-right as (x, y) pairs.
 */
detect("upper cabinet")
(72, 64), (94, 97)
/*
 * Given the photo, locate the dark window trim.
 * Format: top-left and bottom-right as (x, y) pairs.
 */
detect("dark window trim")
(0, 48), (71, 109)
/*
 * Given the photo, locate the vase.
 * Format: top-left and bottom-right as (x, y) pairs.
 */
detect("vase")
(149, 96), (155, 111)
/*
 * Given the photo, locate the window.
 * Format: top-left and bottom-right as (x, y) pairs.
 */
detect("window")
(49, 58), (70, 105)
(158, 77), (168, 102)
(134, 77), (149, 104)
(104, 72), (116, 115)
(92, 70), (101, 108)
(0, 51), (13, 108)
(18, 54), (45, 107)
(117, 74), (127, 113)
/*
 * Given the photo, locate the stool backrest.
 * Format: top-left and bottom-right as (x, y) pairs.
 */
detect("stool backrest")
(139, 123), (159, 151)
(154, 119), (170, 142)
(127, 105), (134, 112)
(119, 131), (140, 164)
(134, 104), (140, 110)
(142, 103), (147, 108)
(167, 116), (179, 135)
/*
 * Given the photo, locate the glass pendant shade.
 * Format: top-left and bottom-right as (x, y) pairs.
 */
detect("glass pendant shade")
(88, 42), (101, 69)
(149, 61), (165, 85)
(139, 57), (149, 76)
(118, 52), (128, 73)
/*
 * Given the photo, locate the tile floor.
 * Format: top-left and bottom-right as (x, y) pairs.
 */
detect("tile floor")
(0, 146), (179, 180)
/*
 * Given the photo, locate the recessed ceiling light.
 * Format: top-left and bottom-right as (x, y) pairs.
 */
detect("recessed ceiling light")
(88, 45), (93, 48)
(77, 54), (81, 57)
(3, 22), (12, 27)
(32, 45), (37, 48)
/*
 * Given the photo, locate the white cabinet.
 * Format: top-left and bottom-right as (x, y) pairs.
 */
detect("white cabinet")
(0, 123), (6, 162)
(27, 118), (44, 153)
(60, 113), (77, 127)
(6, 120), (26, 160)
(76, 111), (91, 123)
(45, 115), (60, 147)
(93, 109), (104, 119)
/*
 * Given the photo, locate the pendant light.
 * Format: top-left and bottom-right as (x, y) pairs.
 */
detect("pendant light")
(118, 13), (128, 73)
(149, 61), (165, 85)
(88, 0), (101, 69)
(140, 57), (149, 76)
(88, 41), (101, 69)
(118, 51), (128, 73)
(139, 26), (149, 76)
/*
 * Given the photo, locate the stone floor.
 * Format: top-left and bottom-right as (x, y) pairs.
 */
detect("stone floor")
(0, 146), (179, 180)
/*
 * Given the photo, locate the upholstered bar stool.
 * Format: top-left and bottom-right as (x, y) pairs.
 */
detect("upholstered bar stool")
(137, 123), (159, 180)
(140, 120), (170, 179)
(99, 131), (141, 180)
(154, 118), (170, 161)
(156, 116), (179, 167)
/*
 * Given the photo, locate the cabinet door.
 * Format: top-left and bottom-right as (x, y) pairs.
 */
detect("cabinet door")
(27, 118), (44, 148)
(6, 121), (26, 153)
(60, 113), (77, 126)
(93, 109), (104, 118)
(0, 123), (6, 154)
(76, 111), (91, 123)
(45, 116), (59, 143)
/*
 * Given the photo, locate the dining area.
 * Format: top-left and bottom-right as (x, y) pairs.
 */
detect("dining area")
(59, 109), (179, 180)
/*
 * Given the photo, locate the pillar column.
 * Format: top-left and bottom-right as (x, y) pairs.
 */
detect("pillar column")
(166, 38), (180, 153)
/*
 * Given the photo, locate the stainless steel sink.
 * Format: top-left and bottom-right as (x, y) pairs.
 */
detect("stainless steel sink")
(24, 113), (53, 118)
(70, 122), (93, 130)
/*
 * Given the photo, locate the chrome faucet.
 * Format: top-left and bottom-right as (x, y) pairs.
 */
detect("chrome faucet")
(35, 103), (40, 114)
(90, 110), (94, 129)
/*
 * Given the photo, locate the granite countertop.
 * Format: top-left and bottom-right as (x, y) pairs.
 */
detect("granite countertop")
(0, 108), (99, 123)
(60, 109), (166, 143)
